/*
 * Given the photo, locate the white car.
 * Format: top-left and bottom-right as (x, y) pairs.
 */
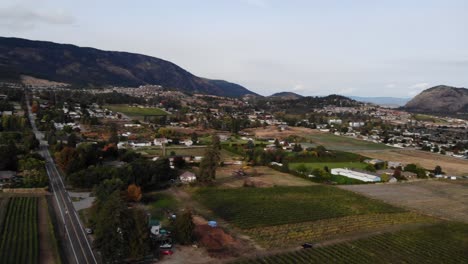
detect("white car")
(85, 228), (93, 234)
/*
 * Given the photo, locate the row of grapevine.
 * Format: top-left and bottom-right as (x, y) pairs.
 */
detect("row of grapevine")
(234, 223), (468, 264)
(195, 186), (404, 229)
(244, 212), (436, 248)
(0, 197), (39, 264)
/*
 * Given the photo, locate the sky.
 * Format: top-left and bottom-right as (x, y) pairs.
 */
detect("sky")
(1, 0), (467, 97)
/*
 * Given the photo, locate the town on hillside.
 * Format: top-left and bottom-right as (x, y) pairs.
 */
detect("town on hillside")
(1, 81), (467, 263)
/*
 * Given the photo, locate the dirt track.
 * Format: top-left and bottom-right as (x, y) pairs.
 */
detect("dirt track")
(340, 180), (468, 223)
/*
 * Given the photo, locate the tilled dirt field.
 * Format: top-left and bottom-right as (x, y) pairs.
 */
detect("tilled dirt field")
(340, 180), (468, 223)
(354, 149), (468, 176)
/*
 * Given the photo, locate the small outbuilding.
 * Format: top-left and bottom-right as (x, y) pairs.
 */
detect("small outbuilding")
(179, 171), (197, 183)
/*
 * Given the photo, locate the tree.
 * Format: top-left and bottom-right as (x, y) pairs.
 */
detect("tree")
(190, 132), (198, 144)
(364, 164), (376, 172)
(67, 133), (77, 147)
(434, 165), (443, 175)
(94, 178), (124, 203)
(94, 191), (128, 263)
(198, 135), (221, 183)
(55, 147), (78, 174)
(127, 208), (151, 259)
(295, 164), (309, 174)
(24, 133), (39, 151)
(108, 123), (119, 144)
(127, 184), (142, 202)
(173, 209), (195, 245)
(393, 168), (407, 181)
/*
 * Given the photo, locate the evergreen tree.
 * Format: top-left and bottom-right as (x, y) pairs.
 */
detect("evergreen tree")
(94, 191), (128, 263)
(198, 135), (221, 182)
(173, 209), (195, 245)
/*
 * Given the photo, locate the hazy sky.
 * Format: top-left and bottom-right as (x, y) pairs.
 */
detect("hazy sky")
(1, 0), (467, 97)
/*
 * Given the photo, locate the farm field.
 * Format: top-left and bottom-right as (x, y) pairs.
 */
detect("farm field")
(341, 180), (468, 223)
(0, 197), (39, 264)
(216, 166), (315, 188)
(234, 222), (468, 264)
(245, 127), (392, 151)
(104, 104), (168, 117)
(290, 162), (368, 171)
(354, 149), (468, 176)
(137, 146), (239, 160)
(243, 212), (436, 249)
(304, 133), (393, 151)
(194, 186), (404, 229)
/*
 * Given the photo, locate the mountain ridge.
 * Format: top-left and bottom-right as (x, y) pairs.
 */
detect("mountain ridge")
(403, 85), (468, 114)
(0, 36), (257, 97)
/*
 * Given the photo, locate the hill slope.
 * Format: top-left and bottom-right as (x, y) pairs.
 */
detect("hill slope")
(0, 37), (256, 97)
(404, 85), (468, 114)
(269, 92), (304, 100)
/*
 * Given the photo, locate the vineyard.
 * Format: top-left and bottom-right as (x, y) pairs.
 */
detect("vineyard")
(195, 186), (404, 229)
(0, 197), (39, 264)
(234, 222), (468, 263)
(243, 212), (436, 248)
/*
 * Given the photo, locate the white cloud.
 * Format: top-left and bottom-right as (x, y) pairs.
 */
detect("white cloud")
(292, 83), (305, 92)
(408, 82), (430, 96)
(385, 83), (396, 89)
(0, 5), (75, 30)
(337, 87), (355, 95)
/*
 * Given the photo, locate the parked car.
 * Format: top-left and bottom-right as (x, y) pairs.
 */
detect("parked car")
(301, 243), (315, 249)
(159, 240), (172, 249)
(85, 228), (93, 234)
(160, 250), (173, 255)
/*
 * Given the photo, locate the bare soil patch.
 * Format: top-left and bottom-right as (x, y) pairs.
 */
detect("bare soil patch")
(216, 165), (315, 188)
(354, 149), (468, 176)
(340, 180), (468, 223)
(39, 196), (56, 264)
(244, 126), (320, 139)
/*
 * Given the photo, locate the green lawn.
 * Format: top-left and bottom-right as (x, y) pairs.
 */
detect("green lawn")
(104, 104), (168, 116)
(144, 192), (178, 224)
(290, 162), (368, 171)
(194, 186), (404, 229)
(304, 133), (393, 151)
(234, 222), (468, 264)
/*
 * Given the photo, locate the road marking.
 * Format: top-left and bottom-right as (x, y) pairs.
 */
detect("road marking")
(46, 164), (80, 264)
(49, 149), (97, 264)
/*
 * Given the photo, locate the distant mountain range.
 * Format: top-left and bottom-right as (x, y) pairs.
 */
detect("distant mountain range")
(349, 96), (411, 107)
(404, 85), (468, 114)
(0, 37), (257, 97)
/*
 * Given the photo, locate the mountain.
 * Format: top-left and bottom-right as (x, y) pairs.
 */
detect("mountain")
(269, 92), (304, 100)
(350, 96), (411, 107)
(404, 85), (468, 114)
(0, 37), (257, 97)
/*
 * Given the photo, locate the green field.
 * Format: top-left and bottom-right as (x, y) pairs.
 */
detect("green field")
(0, 197), (39, 264)
(105, 104), (168, 117)
(138, 146), (239, 160)
(194, 186), (404, 229)
(290, 162), (368, 171)
(305, 133), (393, 151)
(234, 222), (468, 263)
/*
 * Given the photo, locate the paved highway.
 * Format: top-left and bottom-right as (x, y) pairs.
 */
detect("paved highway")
(26, 93), (98, 264)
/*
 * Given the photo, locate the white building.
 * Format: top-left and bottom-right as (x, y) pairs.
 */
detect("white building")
(179, 171), (197, 183)
(331, 168), (381, 182)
